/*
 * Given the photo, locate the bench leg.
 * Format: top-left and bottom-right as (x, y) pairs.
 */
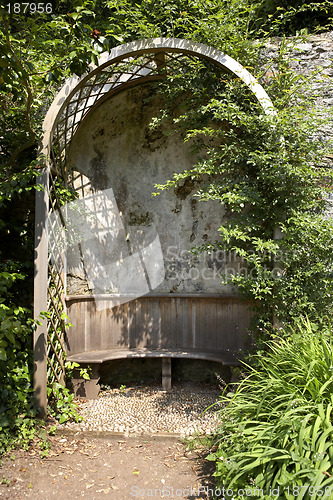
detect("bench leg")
(72, 364), (100, 399)
(162, 358), (172, 391)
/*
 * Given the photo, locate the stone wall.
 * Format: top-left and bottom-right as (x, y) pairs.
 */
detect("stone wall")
(261, 32), (333, 216)
(261, 32), (333, 162)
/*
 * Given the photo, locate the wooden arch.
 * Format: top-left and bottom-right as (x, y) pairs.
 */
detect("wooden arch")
(34, 38), (274, 415)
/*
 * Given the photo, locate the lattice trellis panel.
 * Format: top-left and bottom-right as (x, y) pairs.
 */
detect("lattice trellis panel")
(46, 167), (67, 386)
(50, 51), (221, 176)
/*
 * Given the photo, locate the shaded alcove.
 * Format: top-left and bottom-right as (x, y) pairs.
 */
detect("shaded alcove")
(34, 38), (274, 411)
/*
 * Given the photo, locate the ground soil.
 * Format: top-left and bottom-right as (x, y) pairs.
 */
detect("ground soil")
(0, 432), (216, 499)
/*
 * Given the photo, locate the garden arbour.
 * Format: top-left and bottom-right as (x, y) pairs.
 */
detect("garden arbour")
(34, 37), (274, 416)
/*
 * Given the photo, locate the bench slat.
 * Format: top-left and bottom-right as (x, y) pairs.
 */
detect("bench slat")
(67, 347), (242, 365)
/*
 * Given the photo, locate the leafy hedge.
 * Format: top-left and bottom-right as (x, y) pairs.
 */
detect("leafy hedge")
(0, 262), (36, 453)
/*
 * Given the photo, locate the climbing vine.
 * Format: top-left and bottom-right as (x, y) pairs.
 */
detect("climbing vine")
(153, 42), (333, 328)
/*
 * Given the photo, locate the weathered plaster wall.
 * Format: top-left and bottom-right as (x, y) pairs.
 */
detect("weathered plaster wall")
(67, 84), (237, 295)
(66, 33), (333, 296)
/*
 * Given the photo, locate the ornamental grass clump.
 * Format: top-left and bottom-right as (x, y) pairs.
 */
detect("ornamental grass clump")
(208, 319), (333, 499)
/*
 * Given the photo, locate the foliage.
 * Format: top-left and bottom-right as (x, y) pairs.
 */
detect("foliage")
(0, 0), (332, 452)
(153, 41), (333, 326)
(0, 0), (107, 451)
(0, 262), (80, 450)
(207, 320), (333, 499)
(65, 361), (91, 381)
(0, 261), (36, 453)
(104, 0), (261, 61)
(0, 2), (108, 169)
(254, 0), (333, 36)
(47, 383), (82, 425)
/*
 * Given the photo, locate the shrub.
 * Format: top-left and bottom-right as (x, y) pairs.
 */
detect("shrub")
(0, 263), (37, 453)
(207, 319), (333, 499)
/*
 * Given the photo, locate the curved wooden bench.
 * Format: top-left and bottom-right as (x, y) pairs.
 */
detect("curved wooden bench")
(68, 347), (243, 398)
(65, 294), (252, 398)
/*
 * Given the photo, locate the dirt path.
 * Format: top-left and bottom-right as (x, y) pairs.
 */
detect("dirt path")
(0, 433), (214, 499)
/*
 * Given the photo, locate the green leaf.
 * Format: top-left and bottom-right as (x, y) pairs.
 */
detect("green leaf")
(0, 348), (7, 361)
(1, 318), (11, 331)
(59, 414), (68, 424)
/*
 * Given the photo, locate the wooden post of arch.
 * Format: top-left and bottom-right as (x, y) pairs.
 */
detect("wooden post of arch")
(33, 168), (49, 417)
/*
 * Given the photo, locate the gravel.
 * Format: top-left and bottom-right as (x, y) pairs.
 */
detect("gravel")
(62, 382), (223, 437)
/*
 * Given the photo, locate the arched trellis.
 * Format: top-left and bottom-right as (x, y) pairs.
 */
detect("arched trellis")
(34, 38), (274, 415)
